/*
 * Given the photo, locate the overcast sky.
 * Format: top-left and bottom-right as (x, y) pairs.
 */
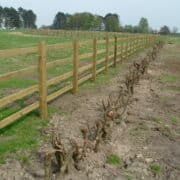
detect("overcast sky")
(0, 0), (179, 31)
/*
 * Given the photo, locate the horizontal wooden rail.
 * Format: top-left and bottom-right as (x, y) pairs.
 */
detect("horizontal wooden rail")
(0, 66), (37, 82)
(96, 66), (105, 74)
(0, 46), (38, 57)
(79, 64), (92, 74)
(0, 102), (39, 129)
(47, 71), (73, 86)
(47, 57), (70, 68)
(78, 74), (92, 85)
(47, 42), (72, 50)
(47, 84), (73, 102)
(0, 85), (38, 108)
(79, 52), (92, 60)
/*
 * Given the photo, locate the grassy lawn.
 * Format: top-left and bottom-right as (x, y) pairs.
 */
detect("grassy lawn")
(0, 30), (72, 50)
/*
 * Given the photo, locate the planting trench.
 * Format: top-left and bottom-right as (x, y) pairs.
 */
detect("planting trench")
(0, 43), (179, 180)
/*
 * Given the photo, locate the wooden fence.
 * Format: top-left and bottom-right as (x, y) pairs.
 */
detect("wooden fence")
(0, 34), (157, 129)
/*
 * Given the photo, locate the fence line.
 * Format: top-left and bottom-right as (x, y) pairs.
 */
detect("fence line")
(0, 34), (157, 129)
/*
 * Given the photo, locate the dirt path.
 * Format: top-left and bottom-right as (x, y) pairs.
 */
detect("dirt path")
(0, 43), (179, 180)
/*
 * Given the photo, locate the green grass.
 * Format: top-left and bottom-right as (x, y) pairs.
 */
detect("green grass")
(0, 30), (72, 50)
(106, 154), (122, 166)
(0, 112), (47, 164)
(0, 78), (37, 89)
(161, 74), (180, 83)
(159, 35), (180, 44)
(0, 105), (59, 165)
(150, 163), (162, 174)
(170, 116), (179, 125)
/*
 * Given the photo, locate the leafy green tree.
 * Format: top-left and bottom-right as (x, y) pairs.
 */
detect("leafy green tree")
(18, 8), (36, 29)
(0, 6), (3, 28)
(3, 7), (21, 29)
(159, 25), (170, 35)
(52, 12), (67, 29)
(124, 25), (133, 33)
(138, 17), (149, 33)
(104, 13), (120, 32)
(94, 15), (104, 31)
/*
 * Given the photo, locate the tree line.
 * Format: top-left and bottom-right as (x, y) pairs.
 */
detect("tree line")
(0, 6), (36, 29)
(0, 5), (178, 35)
(51, 12), (178, 35)
(51, 12), (150, 33)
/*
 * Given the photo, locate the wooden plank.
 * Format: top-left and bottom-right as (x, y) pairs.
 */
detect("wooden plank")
(97, 58), (105, 65)
(47, 42), (72, 50)
(0, 85), (38, 108)
(72, 40), (79, 94)
(79, 40), (93, 46)
(47, 71), (73, 86)
(0, 65), (37, 82)
(79, 64), (92, 74)
(114, 36), (117, 67)
(47, 84), (73, 102)
(120, 37), (123, 63)
(92, 38), (97, 81)
(96, 66), (105, 74)
(105, 36), (109, 73)
(0, 102), (39, 129)
(97, 49), (106, 54)
(47, 57), (70, 68)
(126, 36), (129, 59)
(79, 52), (92, 60)
(108, 61), (114, 67)
(0, 46), (38, 57)
(38, 41), (48, 119)
(78, 74), (92, 85)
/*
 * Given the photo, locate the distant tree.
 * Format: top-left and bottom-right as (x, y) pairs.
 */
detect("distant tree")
(65, 12), (96, 30)
(132, 26), (140, 33)
(93, 15), (104, 31)
(172, 26), (178, 34)
(124, 25), (133, 33)
(104, 13), (120, 32)
(3, 7), (21, 29)
(138, 17), (149, 33)
(18, 8), (37, 29)
(52, 12), (67, 29)
(159, 25), (171, 35)
(0, 6), (3, 28)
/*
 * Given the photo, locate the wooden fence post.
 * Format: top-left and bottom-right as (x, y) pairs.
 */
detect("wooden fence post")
(92, 38), (97, 81)
(105, 34), (109, 73)
(72, 40), (79, 94)
(126, 36), (128, 59)
(120, 37), (123, 63)
(114, 36), (117, 67)
(38, 41), (48, 119)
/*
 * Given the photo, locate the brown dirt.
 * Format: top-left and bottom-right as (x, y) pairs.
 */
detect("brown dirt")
(0, 44), (179, 180)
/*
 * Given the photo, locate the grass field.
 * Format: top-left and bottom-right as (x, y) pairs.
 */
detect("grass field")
(0, 30), (178, 165)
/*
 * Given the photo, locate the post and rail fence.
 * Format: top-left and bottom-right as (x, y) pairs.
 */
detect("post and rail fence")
(0, 34), (157, 129)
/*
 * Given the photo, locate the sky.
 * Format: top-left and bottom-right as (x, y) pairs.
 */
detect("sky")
(0, 0), (179, 31)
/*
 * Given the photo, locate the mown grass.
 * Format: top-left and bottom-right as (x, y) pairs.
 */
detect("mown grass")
(0, 30), (72, 50)
(0, 106), (58, 165)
